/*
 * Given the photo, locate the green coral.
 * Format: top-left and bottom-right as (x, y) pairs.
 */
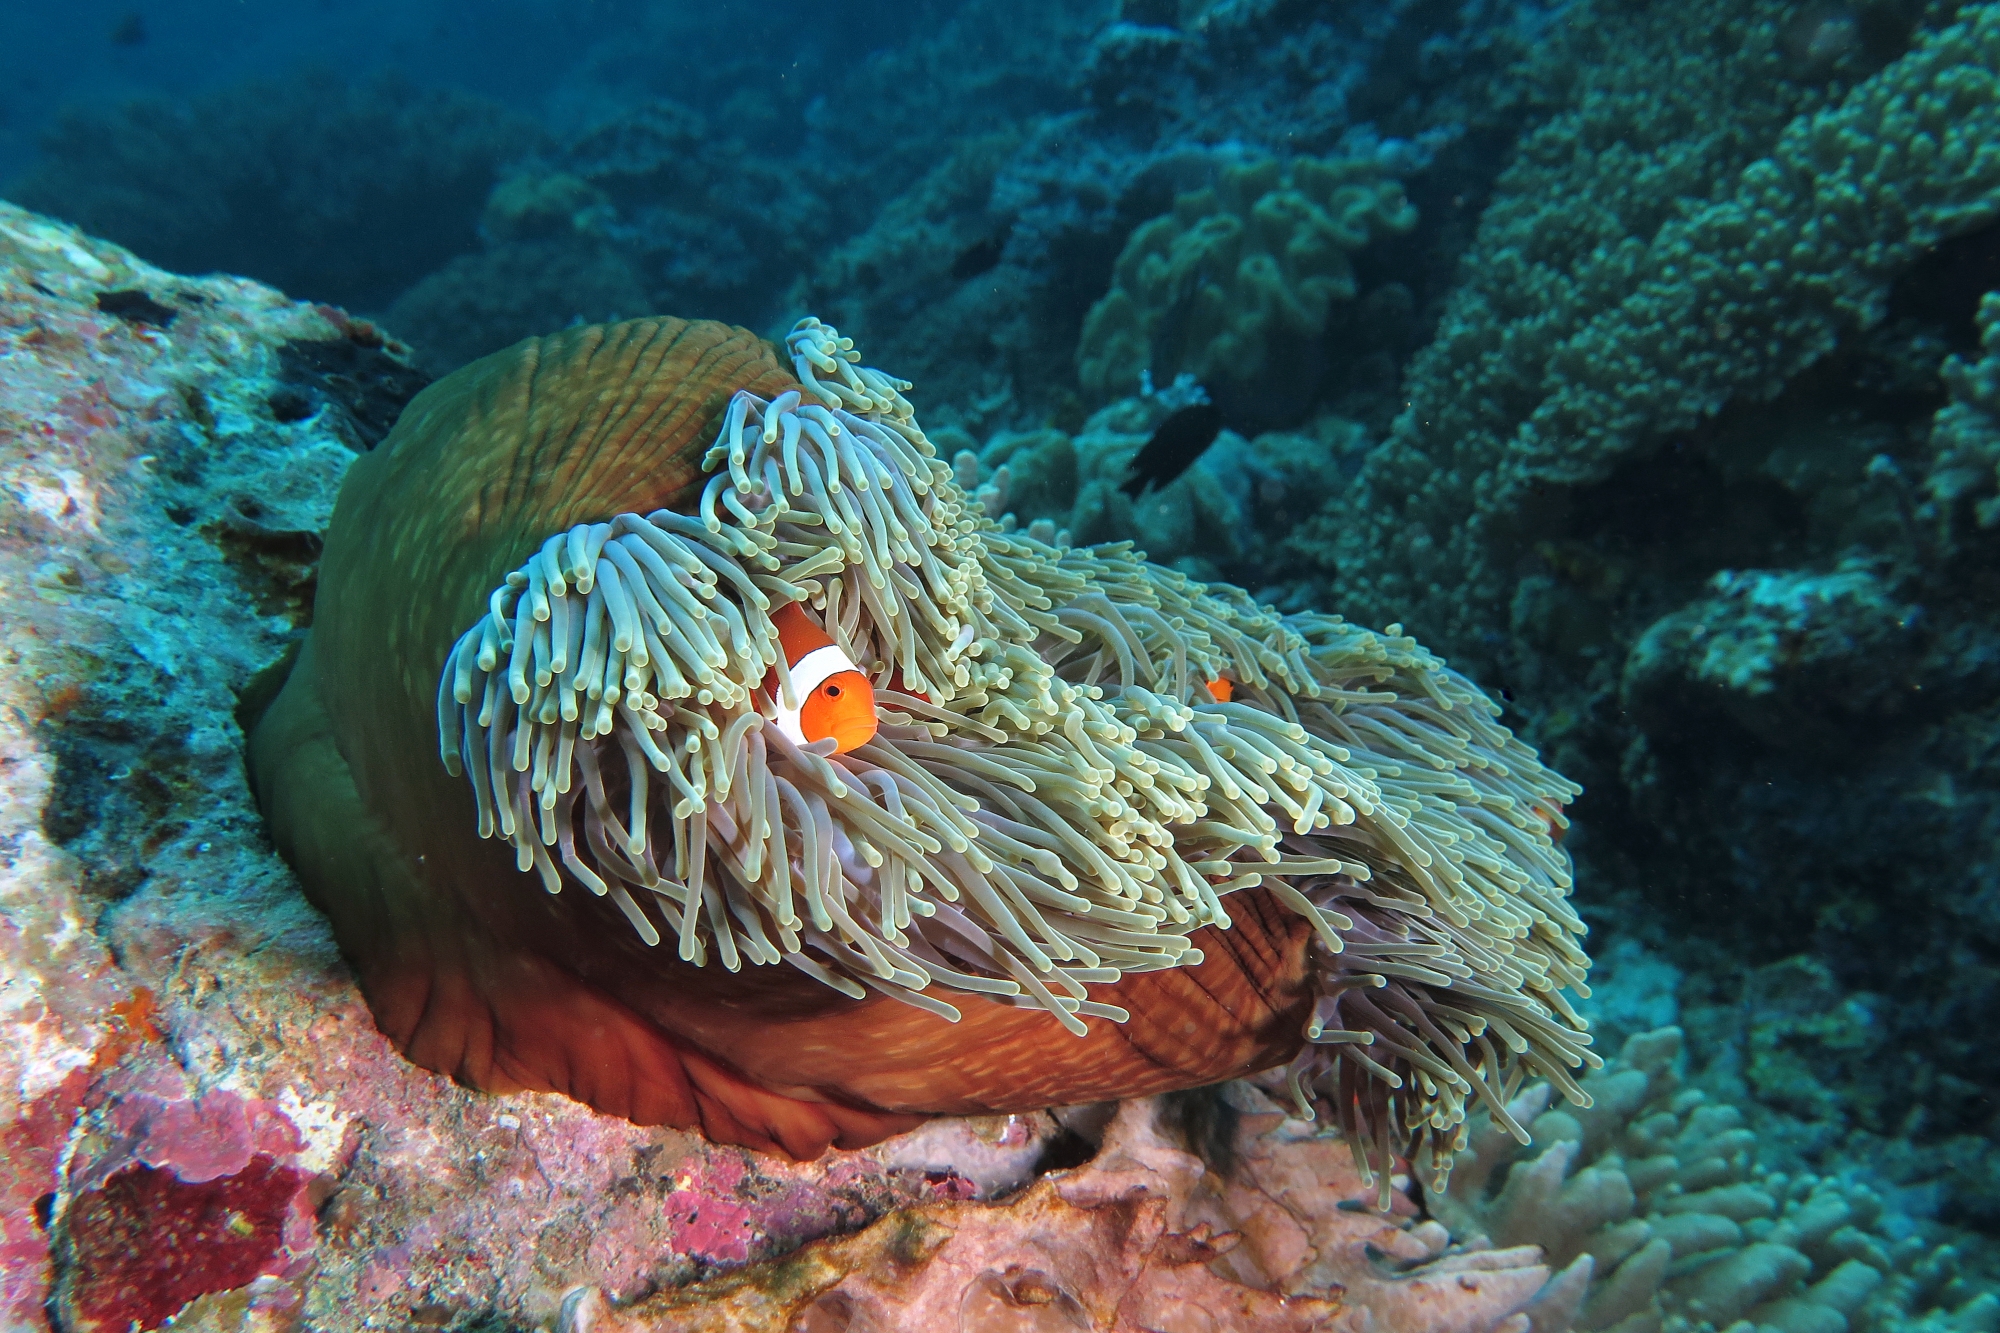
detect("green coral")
(1925, 290), (2000, 531)
(1324, 0), (2000, 661)
(1076, 155), (1416, 401)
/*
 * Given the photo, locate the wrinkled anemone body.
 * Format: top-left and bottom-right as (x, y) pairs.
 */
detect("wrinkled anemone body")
(248, 315), (1595, 1176)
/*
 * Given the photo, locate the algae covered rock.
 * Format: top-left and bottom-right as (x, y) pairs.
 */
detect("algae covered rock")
(1621, 562), (1927, 753)
(1077, 154), (1416, 403)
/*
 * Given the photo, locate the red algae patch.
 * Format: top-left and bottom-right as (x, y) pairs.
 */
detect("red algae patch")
(65, 1155), (307, 1332)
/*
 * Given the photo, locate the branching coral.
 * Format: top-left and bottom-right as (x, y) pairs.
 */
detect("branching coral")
(250, 309), (1588, 1179)
(1077, 154), (1416, 402)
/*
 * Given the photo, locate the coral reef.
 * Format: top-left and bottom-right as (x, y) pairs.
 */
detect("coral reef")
(1076, 154), (1417, 409)
(1326, 0), (2000, 658)
(562, 1027), (1996, 1333)
(955, 384), (1362, 585)
(6, 0), (2000, 1313)
(1432, 1028), (1999, 1333)
(569, 1095), (1560, 1333)
(1220, 0), (2000, 1218)
(385, 102), (826, 372)
(0, 199), (1590, 1333)
(1620, 562), (1926, 754)
(792, 133), (1044, 429)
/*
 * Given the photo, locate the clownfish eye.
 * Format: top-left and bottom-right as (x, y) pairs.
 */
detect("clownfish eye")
(825, 684), (841, 698)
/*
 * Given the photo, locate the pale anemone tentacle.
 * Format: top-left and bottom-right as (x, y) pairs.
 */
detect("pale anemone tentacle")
(436, 315), (1592, 1185)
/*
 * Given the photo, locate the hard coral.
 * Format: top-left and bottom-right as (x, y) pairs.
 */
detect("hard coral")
(1330, 0), (2000, 661)
(1077, 154), (1416, 405)
(1432, 1029), (2000, 1333)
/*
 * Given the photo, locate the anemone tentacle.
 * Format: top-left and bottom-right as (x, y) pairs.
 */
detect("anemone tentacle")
(434, 315), (1593, 1181)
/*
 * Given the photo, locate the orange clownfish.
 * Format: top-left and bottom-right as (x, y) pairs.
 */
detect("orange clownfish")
(766, 602), (879, 753)
(1204, 676), (1233, 702)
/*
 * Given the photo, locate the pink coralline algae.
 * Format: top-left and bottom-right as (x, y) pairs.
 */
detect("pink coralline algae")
(574, 1093), (1570, 1332)
(662, 1154), (766, 1267)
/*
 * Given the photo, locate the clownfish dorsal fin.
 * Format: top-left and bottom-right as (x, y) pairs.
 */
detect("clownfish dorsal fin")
(771, 600), (835, 666)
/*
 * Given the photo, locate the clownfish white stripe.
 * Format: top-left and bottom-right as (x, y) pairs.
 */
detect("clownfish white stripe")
(774, 645), (860, 745)
(765, 600), (880, 753)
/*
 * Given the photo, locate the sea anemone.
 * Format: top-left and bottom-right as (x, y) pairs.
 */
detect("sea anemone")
(248, 315), (1592, 1185)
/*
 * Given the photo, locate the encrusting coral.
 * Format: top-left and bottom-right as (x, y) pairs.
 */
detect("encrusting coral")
(247, 312), (1588, 1183)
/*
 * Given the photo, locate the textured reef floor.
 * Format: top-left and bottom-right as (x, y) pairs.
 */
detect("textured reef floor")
(2, 202), (1997, 1333)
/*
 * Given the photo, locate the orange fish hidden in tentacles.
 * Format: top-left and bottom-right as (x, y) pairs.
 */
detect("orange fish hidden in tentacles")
(767, 601), (879, 754)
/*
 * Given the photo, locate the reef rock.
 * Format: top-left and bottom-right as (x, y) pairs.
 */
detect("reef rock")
(570, 1095), (1574, 1333)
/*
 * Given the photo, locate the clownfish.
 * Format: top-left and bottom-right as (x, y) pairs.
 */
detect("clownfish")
(1204, 676), (1233, 703)
(766, 602), (879, 753)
